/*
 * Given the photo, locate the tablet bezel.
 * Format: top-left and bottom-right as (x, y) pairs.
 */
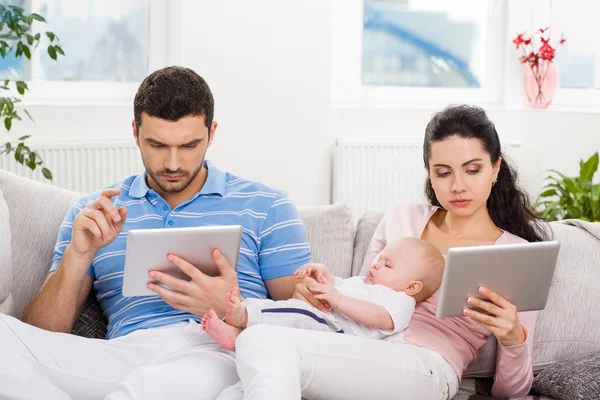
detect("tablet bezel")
(122, 225), (243, 297)
(436, 241), (560, 318)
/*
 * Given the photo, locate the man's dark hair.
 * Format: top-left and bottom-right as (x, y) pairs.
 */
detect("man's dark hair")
(134, 66), (214, 131)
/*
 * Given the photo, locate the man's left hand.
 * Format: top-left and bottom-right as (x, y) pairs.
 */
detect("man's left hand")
(147, 249), (238, 318)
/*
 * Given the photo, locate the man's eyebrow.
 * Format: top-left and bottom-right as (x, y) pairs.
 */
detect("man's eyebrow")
(144, 138), (204, 146)
(433, 158), (483, 168)
(182, 138), (203, 146)
(145, 138), (165, 145)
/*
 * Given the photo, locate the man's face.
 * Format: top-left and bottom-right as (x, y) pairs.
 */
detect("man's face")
(134, 113), (215, 195)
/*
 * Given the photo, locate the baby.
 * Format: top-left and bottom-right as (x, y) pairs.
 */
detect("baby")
(201, 237), (445, 349)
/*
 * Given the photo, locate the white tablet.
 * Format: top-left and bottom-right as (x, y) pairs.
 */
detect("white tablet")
(122, 225), (243, 297)
(436, 241), (560, 318)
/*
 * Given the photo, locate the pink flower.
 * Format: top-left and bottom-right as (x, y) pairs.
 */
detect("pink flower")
(540, 43), (555, 60)
(513, 33), (525, 49)
(513, 28), (564, 65)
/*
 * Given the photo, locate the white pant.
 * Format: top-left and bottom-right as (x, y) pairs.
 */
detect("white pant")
(217, 325), (458, 400)
(0, 314), (238, 400)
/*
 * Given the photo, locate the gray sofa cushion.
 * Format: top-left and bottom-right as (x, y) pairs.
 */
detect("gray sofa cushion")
(0, 169), (80, 318)
(531, 351), (600, 399)
(298, 203), (355, 278)
(352, 209), (384, 276)
(531, 222), (600, 371)
(0, 187), (14, 315)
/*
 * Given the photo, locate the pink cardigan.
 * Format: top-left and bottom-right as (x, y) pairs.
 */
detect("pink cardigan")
(360, 202), (537, 398)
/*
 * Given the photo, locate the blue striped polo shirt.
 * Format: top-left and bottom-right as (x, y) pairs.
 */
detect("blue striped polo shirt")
(50, 160), (312, 339)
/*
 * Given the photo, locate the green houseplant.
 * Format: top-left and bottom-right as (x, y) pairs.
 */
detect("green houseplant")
(535, 152), (600, 222)
(0, 4), (64, 180)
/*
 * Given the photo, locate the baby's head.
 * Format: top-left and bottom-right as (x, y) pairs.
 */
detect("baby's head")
(365, 237), (444, 303)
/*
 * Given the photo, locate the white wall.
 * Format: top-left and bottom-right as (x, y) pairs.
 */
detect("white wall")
(181, 0), (333, 205)
(2, 0), (599, 207)
(331, 107), (600, 198)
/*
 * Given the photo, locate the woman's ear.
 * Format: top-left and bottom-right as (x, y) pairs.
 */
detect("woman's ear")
(493, 156), (502, 179)
(404, 280), (424, 297)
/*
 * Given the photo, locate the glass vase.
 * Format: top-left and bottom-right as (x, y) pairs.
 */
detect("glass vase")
(524, 61), (557, 109)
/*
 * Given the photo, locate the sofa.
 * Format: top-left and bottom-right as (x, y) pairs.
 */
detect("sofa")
(1, 168), (600, 400)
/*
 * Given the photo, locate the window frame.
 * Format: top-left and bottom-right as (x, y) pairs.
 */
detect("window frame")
(503, 0), (600, 111)
(331, 0), (507, 109)
(18, 0), (182, 107)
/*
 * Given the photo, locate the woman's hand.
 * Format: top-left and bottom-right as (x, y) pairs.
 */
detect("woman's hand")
(292, 277), (331, 313)
(463, 286), (526, 347)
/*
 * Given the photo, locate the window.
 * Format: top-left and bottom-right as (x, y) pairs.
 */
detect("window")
(531, 0), (600, 108)
(332, 0), (505, 107)
(550, 0), (598, 90)
(363, 0), (488, 88)
(0, 0), (149, 82)
(0, 0), (179, 105)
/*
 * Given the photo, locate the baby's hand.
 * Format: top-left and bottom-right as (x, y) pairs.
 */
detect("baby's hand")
(295, 263), (334, 285)
(310, 283), (342, 310)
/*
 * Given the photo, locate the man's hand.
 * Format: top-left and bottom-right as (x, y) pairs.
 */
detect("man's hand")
(294, 263), (335, 285)
(70, 187), (127, 261)
(310, 283), (343, 309)
(147, 249), (239, 318)
(292, 277), (331, 313)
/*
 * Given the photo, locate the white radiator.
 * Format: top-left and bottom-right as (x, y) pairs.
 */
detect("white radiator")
(333, 139), (427, 219)
(0, 141), (144, 193)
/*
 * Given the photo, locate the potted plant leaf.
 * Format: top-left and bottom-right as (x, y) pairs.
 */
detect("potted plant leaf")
(0, 4), (64, 180)
(535, 152), (600, 222)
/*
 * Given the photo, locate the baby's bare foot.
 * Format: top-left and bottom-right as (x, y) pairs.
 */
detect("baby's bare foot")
(225, 287), (248, 328)
(201, 309), (241, 350)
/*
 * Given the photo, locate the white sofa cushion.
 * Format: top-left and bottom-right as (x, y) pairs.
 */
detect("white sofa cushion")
(0, 169), (81, 318)
(0, 187), (14, 315)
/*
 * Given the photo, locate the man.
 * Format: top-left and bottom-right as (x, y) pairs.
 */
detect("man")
(0, 66), (312, 400)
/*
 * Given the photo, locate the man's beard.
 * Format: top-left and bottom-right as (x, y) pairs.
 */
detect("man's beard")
(144, 163), (204, 194)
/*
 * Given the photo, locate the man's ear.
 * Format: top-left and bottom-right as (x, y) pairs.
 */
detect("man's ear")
(132, 120), (139, 146)
(404, 280), (424, 297)
(208, 121), (218, 147)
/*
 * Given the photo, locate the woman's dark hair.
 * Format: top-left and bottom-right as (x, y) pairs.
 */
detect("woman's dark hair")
(423, 105), (549, 242)
(134, 66), (214, 131)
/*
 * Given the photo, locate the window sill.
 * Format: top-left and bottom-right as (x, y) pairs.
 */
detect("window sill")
(331, 101), (600, 114)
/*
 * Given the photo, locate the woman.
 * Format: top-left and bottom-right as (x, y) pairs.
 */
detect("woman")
(222, 105), (549, 400)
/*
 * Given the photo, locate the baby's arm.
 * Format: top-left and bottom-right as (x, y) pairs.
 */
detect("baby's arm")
(310, 283), (394, 330)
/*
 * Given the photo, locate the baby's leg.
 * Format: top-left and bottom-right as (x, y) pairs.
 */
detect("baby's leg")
(201, 310), (242, 350)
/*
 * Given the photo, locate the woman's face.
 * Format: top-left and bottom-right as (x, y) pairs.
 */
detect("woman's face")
(427, 136), (501, 218)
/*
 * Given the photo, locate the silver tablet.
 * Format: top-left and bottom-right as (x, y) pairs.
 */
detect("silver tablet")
(122, 225), (243, 297)
(436, 241), (560, 318)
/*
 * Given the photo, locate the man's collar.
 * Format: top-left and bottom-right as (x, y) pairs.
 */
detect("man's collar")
(199, 160), (226, 197)
(129, 172), (150, 198)
(128, 160), (226, 199)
